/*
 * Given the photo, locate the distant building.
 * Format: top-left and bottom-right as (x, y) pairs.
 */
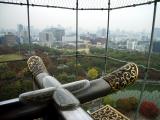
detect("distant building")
(21, 30), (29, 44)
(62, 34), (76, 42)
(95, 42), (105, 48)
(0, 36), (5, 45)
(108, 40), (117, 49)
(135, 40), (149, 52)
(62, 34), (84, 43)
(17, 24), (29, 44)
(62, 36), (90, 54)
(17, 24), (27, 44)
(39, 27), (65, 48)
(117, 41), (127, 50)
(0, 33), (20, 46)
(127, 40), (137, 50)
(96, 28), (106, 37)
(45, 28), (65, 42)
(88, 33), (97, 41)
(39, 31), (55, 48)
(141, 35), (149, 41)
(154, 28), (160, 40)
(17, 24), (24, 36)
(152, 41), (160, 53)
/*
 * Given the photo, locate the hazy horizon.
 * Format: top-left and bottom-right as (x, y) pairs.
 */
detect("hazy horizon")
(0, 3), (160, 33)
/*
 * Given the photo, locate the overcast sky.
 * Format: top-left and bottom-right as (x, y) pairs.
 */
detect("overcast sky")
(0, 3), (160, 32)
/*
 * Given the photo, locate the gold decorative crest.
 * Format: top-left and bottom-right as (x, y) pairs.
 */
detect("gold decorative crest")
(27, 56), (48, 76)
(103, 63), (138, 90)
(91, 105), (130, 120)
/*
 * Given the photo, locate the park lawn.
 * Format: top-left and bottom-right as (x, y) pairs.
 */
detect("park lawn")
(0, 54), (23, 62)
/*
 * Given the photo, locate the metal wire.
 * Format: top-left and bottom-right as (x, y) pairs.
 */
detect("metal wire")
(0, 0), (75, 10)
(134, 1), (157, 120)
(1, 54), (160, 72)
(104, 0), (110, 73)
(76, 54), (160, 72)
(0, 0), (156, 10)
(75, 0), (78, 80)
(110, 0), (154, 9)
(0, 1), (160, 120)
(110, 0), (154, 10)
(27, 0), (32, 55)
(78, 0), (108, 9)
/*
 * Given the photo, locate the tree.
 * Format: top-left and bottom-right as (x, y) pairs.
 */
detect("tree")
(87, 67), (99, 80)
(89, 47), (104, 55)
(57, 73), (75, 83)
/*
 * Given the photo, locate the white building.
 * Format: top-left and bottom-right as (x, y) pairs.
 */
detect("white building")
(135, 41), (149, 52)
(39, 31), (55, 48)
(62, 35), (83, 43)
(127, 40), (137, 50)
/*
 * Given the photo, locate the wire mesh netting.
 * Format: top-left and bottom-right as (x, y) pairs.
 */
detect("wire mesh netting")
(110, 0), (154, 9)
(0, 0), (155, 9)
(0, 0), (160, 120)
